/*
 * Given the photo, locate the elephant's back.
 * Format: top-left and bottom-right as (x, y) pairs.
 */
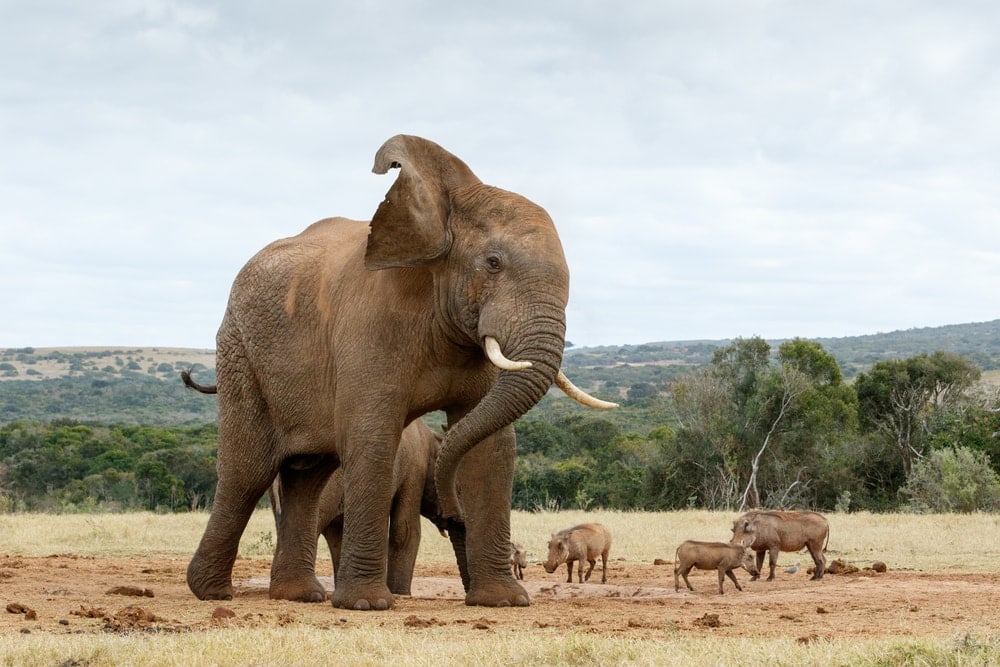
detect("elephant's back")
(248, 217), (367, 278)
(216, 217), (369, 386)
(227, 217), (368, 321)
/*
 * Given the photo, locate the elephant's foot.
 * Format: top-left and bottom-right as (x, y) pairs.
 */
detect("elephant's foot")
(465, 580), (530, 607)
(269, 575), (328, 603)
(187, 555), (234, 601)
(331, 582), (395, 611)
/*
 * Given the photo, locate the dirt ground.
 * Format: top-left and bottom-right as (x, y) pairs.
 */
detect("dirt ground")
(3, 554), (999, 641)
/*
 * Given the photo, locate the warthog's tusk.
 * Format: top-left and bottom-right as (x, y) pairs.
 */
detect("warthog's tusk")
(484, 336), (533, 371)
(555, 371), (619, 409)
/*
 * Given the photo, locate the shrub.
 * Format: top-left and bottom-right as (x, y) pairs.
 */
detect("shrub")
(901, 447), (1000, 513)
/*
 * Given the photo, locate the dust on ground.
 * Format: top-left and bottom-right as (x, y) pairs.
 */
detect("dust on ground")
(2, 554), (998, 640)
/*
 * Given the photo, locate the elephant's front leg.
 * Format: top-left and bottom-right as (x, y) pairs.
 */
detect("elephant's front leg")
(458, 427), (529, 607)
(332, 440), (398, 611)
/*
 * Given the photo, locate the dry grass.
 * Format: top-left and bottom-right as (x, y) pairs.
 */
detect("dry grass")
(3, 624), (998, 666)
(4, 508), (999, 571)
(0, 346), (215, 381)
(2, 510), (1000, 665)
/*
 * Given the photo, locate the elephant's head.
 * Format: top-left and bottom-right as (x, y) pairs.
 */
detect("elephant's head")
(367, 135), (608, 521)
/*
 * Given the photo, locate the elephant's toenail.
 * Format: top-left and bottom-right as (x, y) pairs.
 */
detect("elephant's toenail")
(353, 600), (371, 611)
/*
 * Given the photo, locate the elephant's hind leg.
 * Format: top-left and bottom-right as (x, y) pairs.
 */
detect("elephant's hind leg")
(270, 454), (339, 602)
(188, 471), (273, 600)
(332, 434), (399, 611)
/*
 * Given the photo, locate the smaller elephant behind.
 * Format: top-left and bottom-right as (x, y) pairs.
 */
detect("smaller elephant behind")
(270, 418), (449, 597)
(674, 540), (758, 595)
(510, 542), (527, 580)
(542, 523), (612, 584)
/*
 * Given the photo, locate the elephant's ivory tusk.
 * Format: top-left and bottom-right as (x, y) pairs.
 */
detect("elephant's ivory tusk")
(482, 336), (617, 408)
(555, 370), (619, 409)
(483, 336), (533, 371)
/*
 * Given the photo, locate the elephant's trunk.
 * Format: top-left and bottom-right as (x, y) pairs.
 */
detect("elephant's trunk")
(435, 331), (563, 521)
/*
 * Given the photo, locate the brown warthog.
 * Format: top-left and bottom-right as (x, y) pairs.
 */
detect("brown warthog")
(673, 540), (759, 594)
(542, 523), (612, 584)
(510, 542), (528, 580)
(730, 510), (829, 581)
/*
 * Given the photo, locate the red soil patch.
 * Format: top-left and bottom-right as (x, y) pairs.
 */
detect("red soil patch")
(2, 554), (998, 640)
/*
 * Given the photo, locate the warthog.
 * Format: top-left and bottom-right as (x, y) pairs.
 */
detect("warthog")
(543, 523), (612, 584)
(673, 540), (759, 594)
(730, 510), (830, 581)
(510, 542), (527, 580)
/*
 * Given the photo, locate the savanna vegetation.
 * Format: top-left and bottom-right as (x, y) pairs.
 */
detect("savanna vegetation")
(1, 321), (999, 514)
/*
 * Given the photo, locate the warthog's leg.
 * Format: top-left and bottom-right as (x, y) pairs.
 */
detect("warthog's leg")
(676, 565), (694, 592)
(766, 546), (779, 581)
(583, 558), (596, 582)
(566, 559), (576, 584)
(807, 543), (826, 580)
(724, 568), (742, 593)
(751, 550), (765, 581)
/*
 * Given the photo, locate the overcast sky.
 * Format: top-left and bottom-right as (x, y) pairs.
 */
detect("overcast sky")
(2, 1), (998, 350)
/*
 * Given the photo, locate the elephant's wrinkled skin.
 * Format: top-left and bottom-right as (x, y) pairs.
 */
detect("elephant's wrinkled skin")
(187, 135), (606, 611)
(182, 375), (468, 594)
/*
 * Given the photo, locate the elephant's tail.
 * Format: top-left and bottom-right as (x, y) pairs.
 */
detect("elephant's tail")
(181, 369), (217, 394)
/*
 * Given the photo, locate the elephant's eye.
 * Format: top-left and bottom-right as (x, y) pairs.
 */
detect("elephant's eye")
(485, 253), (503, 274)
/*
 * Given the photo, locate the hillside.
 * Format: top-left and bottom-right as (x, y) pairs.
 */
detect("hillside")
(563, 319), (1000, 376)
(0, 347), (217, 425)
(2, 319), (999, 426)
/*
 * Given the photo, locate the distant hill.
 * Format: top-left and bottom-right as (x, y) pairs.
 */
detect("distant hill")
(564, 319), (1000, 379)
(0, 347), (217, 425)
(2, 319), (999, 426)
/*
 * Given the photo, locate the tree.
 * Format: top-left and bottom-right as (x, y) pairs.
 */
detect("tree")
(856, 352), (981, 477)
(900, 446), (1000, 513)
(670, 337), (858, 510)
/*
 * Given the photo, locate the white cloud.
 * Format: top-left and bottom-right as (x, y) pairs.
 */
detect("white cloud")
(2, 1), (999, 349)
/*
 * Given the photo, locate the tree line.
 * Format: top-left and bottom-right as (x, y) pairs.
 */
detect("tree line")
(0, 421), (218, 512)
(1, 337), (999, 513)
(514, 338), (1000, 514)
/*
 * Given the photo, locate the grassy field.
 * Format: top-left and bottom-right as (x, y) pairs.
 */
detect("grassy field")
(4, 508), (999, 572)
(2, 510), (1000, 666)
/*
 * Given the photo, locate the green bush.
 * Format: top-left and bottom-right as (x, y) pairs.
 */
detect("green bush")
(901, 447), (1000, 513)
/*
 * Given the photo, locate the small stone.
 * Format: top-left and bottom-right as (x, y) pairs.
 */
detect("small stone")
(212, 607), (236, 619)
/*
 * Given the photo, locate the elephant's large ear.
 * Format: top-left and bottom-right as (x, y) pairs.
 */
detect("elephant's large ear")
(366, 135), (481, 269)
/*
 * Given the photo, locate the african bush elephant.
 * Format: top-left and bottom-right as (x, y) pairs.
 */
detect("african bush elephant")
(185, 134), (615, 611)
